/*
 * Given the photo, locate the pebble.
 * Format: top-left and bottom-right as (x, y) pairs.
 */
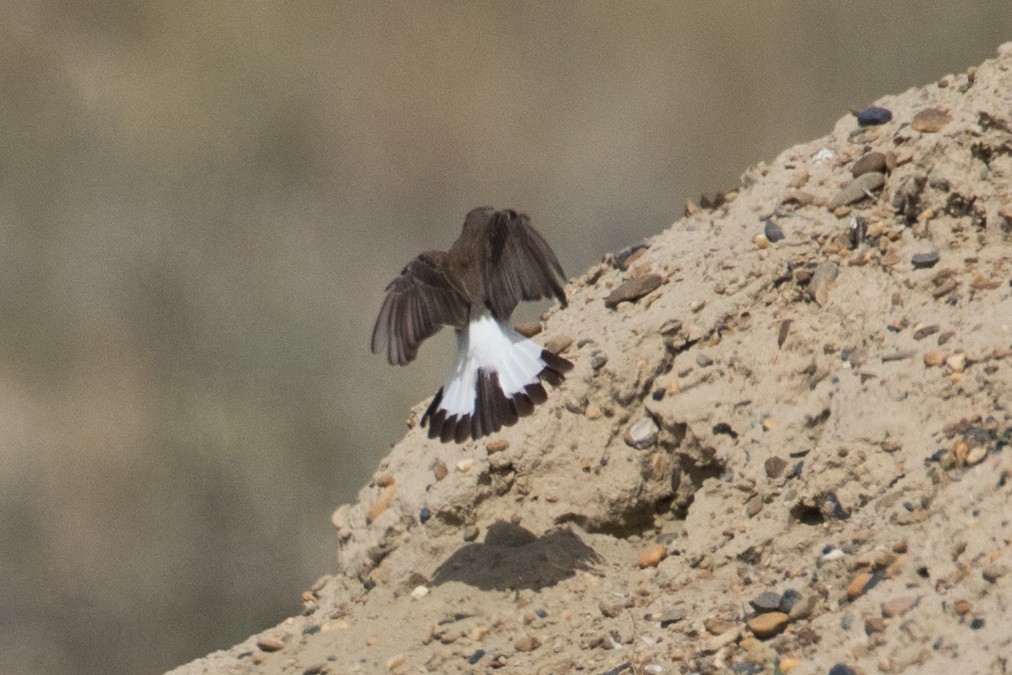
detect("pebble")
(385, 654), (405, 671)
(788, 593), (817, 621)
(367, 484), (396, 523)
(256, 637), (285, 652)
(419, 507), (431, 524)
(696, 354), (714, 367)
(982, 565), (1007, 583)
(778, 589), (802, 614)
(462, 526), (479, 542)
(637, 544), (668, 568)
(754, 234), (770, 249)
(828, 172), (885, 210)
(604, 274), (663, 308)
(411, 585), (429, 600)
(590, 353), (608, 370)
(911, 251), (940, 269)
(702, 626), (741, 653)
(857, 106), (892, 126)
(513, 322), (541, 337)
(852, 152), (888, 177)
(747, 611), (789, 638)
(514, 636), (541, 652)
(911, 107), (952, 133)
(543, 335), (573, 354)
(923, 351), (946, 367)
(750, 591), (782, 612)
(765, 456), (788, 479)
(807, 261), (839, 306)
(764, 219), (785, 242)
(432, 461), (448, 481)
(466, 649), (486, 665)
(966, 445), (988, 466)
(456, 459), (474, 473)
(847, 571), (874, 599)
(302, 663), (327, 675)
(954, 600), (972, 615)
(624, 416), (659, 449)
(486, 439), (509, 454)
(881, 595), (918, 618)
(828, 665), (858, 675)
(945, 353), (966, 373)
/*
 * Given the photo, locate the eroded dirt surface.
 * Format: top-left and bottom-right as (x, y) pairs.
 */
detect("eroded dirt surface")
(175, 44), (1012, 675)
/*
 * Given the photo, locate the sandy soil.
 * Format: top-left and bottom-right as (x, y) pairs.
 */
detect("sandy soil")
(174, 43), (1012, 675)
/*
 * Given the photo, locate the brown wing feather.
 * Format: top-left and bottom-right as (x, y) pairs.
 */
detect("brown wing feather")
(483, 210), (567, 321)
(371, 251), (469, 366)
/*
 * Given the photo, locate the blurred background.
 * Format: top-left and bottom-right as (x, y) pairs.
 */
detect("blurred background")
(1, 2), (1009, 672)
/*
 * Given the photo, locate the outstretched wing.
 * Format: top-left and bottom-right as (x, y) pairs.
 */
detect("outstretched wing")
(371, 251), (469, 366)
(483, 209), (567, 320)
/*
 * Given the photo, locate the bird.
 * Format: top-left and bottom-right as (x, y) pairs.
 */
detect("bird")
(371, 206), (573, 443)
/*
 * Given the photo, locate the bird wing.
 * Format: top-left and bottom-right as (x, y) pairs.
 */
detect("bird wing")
(483, 210), (567, 320)
(371, 251), (469, 366)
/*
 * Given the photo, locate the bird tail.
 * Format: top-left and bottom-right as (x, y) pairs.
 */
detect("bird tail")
(421, 313), (572, 443)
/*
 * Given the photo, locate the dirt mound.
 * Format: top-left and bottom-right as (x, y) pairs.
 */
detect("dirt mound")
(174, 44), (1012, 674)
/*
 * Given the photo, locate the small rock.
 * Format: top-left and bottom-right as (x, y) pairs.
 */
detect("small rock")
(599, 601), (624, 618)
(411, 585), (429, 600)
(857, 106), (892, 126)
(750, 591), (782, 612)
(864, 616), (885, 634)
(747, 611), (789, 638)
(881, 595), (918, 618)
(638, 544), (668, 568)
(624, 416), (659, 449)
(514, 636), (541, 652)
(754, 234), (770, 249)
(828, 665), (858, 675)
(302, 662), (327, 675)
(788, 593), (817, 621)
(852, 152), (888, 177)
(847, 571), (873, 599)
(656, 609), (685, 627)
(696, 354), (714, 367)
(367, 484), (396, 523)
(779, 589), (803, 614)
(466, 649), (486, 665)
(456, 459), (474, 473)
(257, 637), (285, 652)
(945, 353), (966, 373)
(923, 351), (946, 367)
(604, 274), (663, 308)
(486, 439), (509, 454)
(702, 626), (741, 653)
(982, 565), (1007, 583)
(911, 251), (940, 269)
(807, 261), (839, 306)
(954, 600), (972, 615)
(590, 352), (608, 370)
(462, 526), (480, 542)
(585, 404), (602, 420)
(704, 616), (737, 635)
(689, 298), (705, 313)
(385, 654), (406, 671)
(419, 507), (431, 524)
(432, 461), (448, 481)
(543, 335), (573, 354)
(764, 219), (785, 242)
(911, 107), (952, 133)
(966, 446), (988, 466)
(513, 322), (542, 337)
(828, 172), (885, 210)
(765, 456), (788, 479)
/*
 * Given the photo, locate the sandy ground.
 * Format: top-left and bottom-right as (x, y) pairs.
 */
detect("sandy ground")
(174, 43), (1012, 675)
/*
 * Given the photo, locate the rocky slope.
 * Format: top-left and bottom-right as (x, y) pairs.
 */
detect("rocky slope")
(175, 43), (1012, 674)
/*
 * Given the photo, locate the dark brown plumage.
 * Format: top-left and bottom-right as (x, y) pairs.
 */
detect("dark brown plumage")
(371, 207), (573, 442)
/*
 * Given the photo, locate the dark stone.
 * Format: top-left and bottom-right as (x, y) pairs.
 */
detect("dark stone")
(911, 252), (940, 269)
(856, 106), (892, 126)
(467, 649), (486, 665)
(779, 589), (802, 614)
(750, 591), (782, 612)
(828, 664), (858, 675)
(851, 152), (888, 177)
(419, 507), (432, 524)
(764, 218), (785, 243)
